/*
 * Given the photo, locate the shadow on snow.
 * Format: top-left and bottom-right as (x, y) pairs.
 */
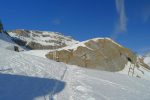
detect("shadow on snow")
(0, 73), (65, 100)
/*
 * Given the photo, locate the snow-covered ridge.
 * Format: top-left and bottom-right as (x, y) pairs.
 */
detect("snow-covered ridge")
(56, 37), (123, 51)
(8, 29), (79, 49)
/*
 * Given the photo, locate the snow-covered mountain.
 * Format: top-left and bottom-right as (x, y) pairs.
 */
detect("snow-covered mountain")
(1, 30), (150, 79)
(8, 29), (79, 49)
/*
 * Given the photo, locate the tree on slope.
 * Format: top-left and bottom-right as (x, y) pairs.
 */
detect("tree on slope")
(0, 20), (4, 33)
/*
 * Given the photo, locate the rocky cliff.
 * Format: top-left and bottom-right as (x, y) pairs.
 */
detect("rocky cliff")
(46, 38), (149, 72)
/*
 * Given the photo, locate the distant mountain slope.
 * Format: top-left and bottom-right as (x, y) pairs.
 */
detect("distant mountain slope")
(8, 29), (79, 50)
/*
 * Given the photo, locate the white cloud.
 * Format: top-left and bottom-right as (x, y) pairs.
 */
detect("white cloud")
(52, 18), (61, 25)
(143, 5), (150, 22)
(115, 0), (127, 33)
(137, 47), (150, 55)
(111, 0), (127, 40)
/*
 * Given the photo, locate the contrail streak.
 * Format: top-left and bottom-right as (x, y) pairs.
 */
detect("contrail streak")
(111, 0), (127, 40)
(115, 0), (127, 33)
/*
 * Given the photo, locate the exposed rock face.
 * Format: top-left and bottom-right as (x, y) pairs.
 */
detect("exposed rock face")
(46, 38), (140, 72)
(8, 29), (79, 50)
(11, 30), (31, 37)
(26, 41), (65, 49)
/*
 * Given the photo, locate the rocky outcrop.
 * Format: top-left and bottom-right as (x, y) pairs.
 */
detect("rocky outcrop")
(46, 38), (149, 72)
(10, 30), (31, 37)
(26, 41), (66, 49)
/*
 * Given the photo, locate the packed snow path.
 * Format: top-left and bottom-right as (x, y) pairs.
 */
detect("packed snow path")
(58, 65), (150, 100)
(0, 48), (67, 100)
(0, 49), (150, 100)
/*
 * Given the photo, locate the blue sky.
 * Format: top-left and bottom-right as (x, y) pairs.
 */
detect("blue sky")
(0, 0), (150, 54)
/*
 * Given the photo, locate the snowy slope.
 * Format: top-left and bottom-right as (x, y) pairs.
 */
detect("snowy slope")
(0, 32), (26, 51)
(0, 32), (15, 49)
(59, 65), (150, 100)
(23, 50), (50, 58)
(144, 57), (150, 67)
(0, 48), (67, 100)
(144, 53), (150, 67)
(0, 48), (150, 100)
(119, 61), (150, 80)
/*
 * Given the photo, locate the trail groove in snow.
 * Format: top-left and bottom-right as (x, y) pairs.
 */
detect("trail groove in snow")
(50, 63), (68, 100)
